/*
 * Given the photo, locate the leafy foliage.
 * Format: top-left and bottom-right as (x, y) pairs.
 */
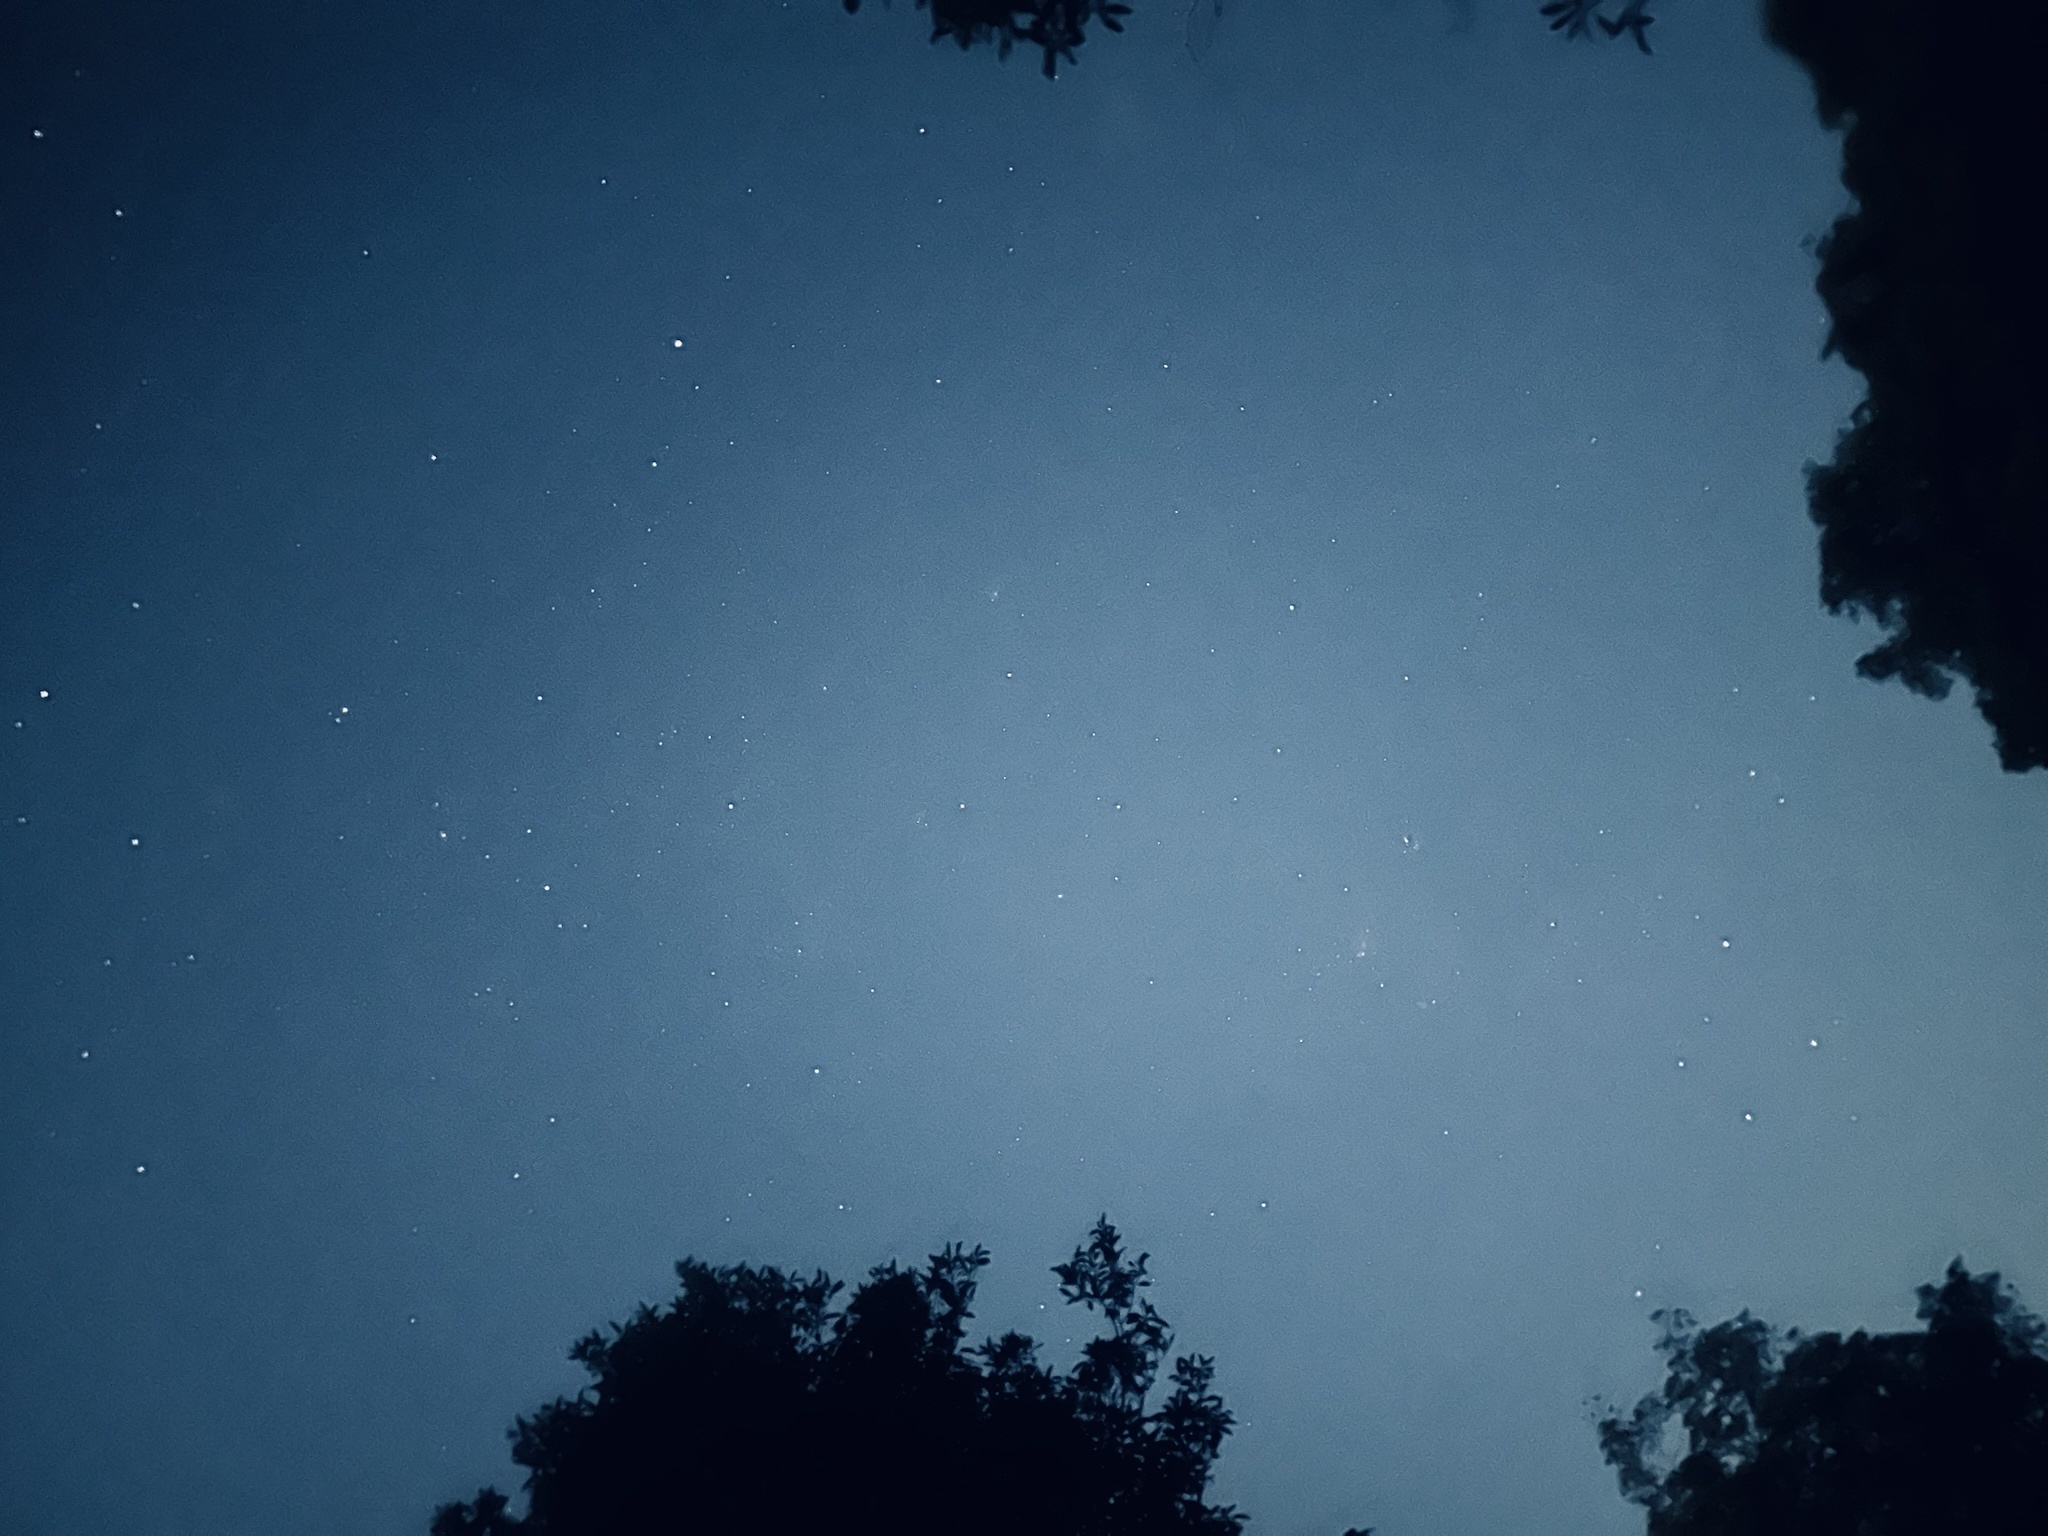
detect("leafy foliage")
(1599, 1260), (2048, 1536)
(840, 0), (1132, 78)
(1542, 1), (1656, 52)
(849, 0), (2048, 771)
(846, 2), (1662, 76)
(1766, 0), (2047, 770)
(432, 1218), (1249, 1536)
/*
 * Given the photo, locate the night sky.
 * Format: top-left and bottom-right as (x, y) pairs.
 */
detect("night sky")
(3, 3), (2042, 1534)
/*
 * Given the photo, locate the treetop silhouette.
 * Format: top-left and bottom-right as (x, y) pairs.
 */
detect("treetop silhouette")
(840, 0), (1133, 78)
(1599, 1259), (2048, 1536)
(432, 1218), (1259, 1536)
(844, 1), (1667, 78)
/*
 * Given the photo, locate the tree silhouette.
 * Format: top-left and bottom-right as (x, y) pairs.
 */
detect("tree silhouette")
(845, 1), (1663, 77)
(839, 0), (1133, 78)
(1598, 1260), (2048, 1536)
(848, 1), (2046, 771)
(1543, 1), (1657, 51)
(1765, 0), (2046, 771)
(431, 1218), (1257, 1536)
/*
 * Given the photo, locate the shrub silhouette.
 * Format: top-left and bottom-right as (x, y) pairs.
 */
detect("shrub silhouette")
(432, 1218), (1248, 1535)
(1599, 1260), (2048, 1536)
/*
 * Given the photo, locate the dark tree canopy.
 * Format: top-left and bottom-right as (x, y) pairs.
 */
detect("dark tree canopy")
(846, 1), (1662, 75)
(1765, 0), (2046, 770)
(1543, 1), (1657, 53)
(432, 1219), (1252, 1536)
(840, 0), (1132, 78)
(1599, 1260), (2048, 1536)
(850, 1), (2048, 770)
(1469, 7), (2048, 766)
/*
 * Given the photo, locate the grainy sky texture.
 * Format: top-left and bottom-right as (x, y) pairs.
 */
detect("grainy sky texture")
(2, 4), (2043, 1534)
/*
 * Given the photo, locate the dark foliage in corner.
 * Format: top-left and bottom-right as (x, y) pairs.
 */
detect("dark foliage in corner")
(842, 0), (2048, 771)
(1766, 0), (2047, 769)
(841, 0), (1131, 77)
(431, 1218), (1254, 1536)
(1599, 1260), (2048, 1536)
